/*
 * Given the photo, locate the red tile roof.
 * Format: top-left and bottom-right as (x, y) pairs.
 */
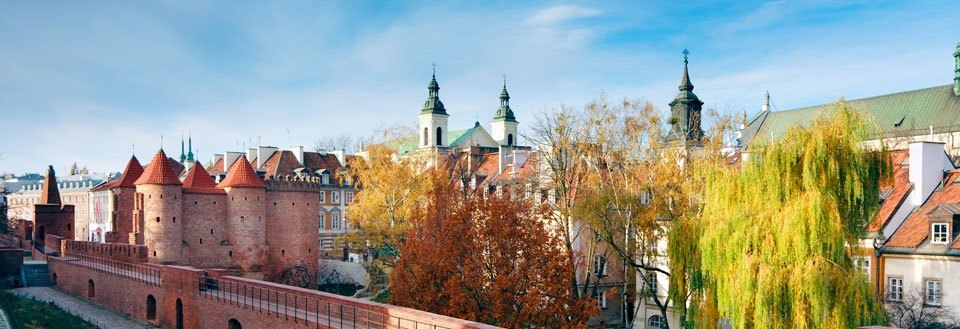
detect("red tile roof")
(135, 150), (183, 185)
(39, 165), (61, 204)
(303, 152), (344, 172)
(868, 150), (911, 233)
(886, 171), (960, 249)
(182, 164), (225, 194)
(116, 155), (144, 187)
(261, 151), (303, 177)
(207, 157), (225, 175)
(216, 156), (265, 188)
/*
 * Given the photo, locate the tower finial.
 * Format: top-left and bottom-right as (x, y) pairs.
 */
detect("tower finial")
(180, 134), (186, 162)
(432, 62), (437, 77)
(682, 48), (689, 63)
(762, 91), (771, 112)
(679, 48), (694, 92)
(503, 74), (507, 88)
(187, 132), (194, 162)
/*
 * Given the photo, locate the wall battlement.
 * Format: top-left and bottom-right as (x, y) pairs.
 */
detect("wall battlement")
(264, 174), (324, 192)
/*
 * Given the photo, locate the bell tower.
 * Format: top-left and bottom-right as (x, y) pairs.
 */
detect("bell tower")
(491, 76), (519, 146)
(419, 65), (449, 149)
(666, 49), (704, 146)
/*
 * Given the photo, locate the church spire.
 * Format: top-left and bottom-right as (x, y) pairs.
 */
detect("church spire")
(954, 42), (959, 96)
(494, 75), (517, 123)
(187, 134), (195, 162)
(180, 136), (186, 162)
(666, 48), (705, 145)
(679, 48), (694, 92)
(422, 64), (447, 115)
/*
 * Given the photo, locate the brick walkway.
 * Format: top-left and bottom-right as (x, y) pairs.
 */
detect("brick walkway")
(9, 287), (157, 329)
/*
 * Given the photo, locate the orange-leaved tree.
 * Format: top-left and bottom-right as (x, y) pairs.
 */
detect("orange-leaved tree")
(391, 178), (596, 328)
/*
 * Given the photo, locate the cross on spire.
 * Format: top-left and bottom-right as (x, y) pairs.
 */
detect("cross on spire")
(682, 48), (689, 63)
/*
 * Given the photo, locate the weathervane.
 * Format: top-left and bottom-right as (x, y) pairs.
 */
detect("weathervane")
(682, 48), (689, 62)
(502, 74), (507, 86)
(432, 62), (437, 75)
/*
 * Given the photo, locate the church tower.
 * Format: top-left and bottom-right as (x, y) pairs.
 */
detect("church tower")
(666, 49), (705, 146)
(419, 67), (449, 149)
(491, 78), (519, 146)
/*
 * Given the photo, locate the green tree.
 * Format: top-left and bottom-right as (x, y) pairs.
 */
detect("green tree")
(690, 103), (889, 328)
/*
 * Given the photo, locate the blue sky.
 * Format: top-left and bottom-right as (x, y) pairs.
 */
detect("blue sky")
(1, 1), (959, 174)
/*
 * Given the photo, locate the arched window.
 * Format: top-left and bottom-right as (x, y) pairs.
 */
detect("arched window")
(228, 319), (242, 329)
(146, 295), (157, 320)
(423, 127), (428, 146)
(507, 134), (514, 146)
(436, 127), (442, 146)
(176, 298), (184, 329)
(648, 315), (667, 329)
(87, 279), (95, 298)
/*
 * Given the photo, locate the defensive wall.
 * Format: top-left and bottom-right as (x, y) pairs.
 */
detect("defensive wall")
(48, 239), (500, 329)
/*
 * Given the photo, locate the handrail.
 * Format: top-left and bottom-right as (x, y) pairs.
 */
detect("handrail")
(199, 276), (453, 329)
(59, 253), (161, 286)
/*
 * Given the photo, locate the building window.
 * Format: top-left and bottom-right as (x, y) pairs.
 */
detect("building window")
(436, 127), (442, 146)
(332, 191), (340, 203)
(507, 134), (514, 146)
(345, 192), (354, 204)
(932, 223), (949, 244)
(887, 277), (903, 302)
(423, 127), (428, 146)
(332, 211), (341, 229)
(322, 173), (330, 185)
(319, 213), (326, 229)
(593, 255), (606, 277)
(925, 279), (942, 306)
(592, 290), (607, 309)
(648, 315), (667, 329)
(640, 190), (651, 205)
(854, 256), (870, 276)
(319, 191), (325, 203)
(647, 272), (658, 295)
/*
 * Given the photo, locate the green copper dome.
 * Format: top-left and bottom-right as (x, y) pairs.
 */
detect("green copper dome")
(493, 80), (517, 123)
(422, 69), (447, 115)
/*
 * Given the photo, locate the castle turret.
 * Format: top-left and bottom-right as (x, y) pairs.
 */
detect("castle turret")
(419, 66), (449, 148)
(217, 156), (268, 276)
(135, 149), (184, 264)
(491, 77), (519, 146)
(113, 155), (144, 244)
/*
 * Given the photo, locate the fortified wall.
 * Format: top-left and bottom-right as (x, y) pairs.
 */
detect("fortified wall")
(47, 242), (500, 329)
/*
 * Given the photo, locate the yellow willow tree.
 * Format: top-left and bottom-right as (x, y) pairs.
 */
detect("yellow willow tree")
(693, 103), (889, 328)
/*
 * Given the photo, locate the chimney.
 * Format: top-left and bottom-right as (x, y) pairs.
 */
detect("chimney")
(498, 146), (511, 175)
(224, 152), (243, 173)
(512, 149), (530, 174)
(331, 150), (346, 167)
(908, 141), (952, 207)
(257, 146), (278, 169)
(246, 148), (257, 165)
(288, 146), (304, 165)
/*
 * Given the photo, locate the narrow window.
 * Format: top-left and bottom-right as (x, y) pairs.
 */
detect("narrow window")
(423, 127), (428, 146)
(436, 127), (442, 146)
(156, 217), (160, 223)
(926, 279), (943, 306)
(507, 133), (513, 146)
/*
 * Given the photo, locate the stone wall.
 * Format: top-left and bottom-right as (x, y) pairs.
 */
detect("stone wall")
(265, 190), (320, 275)
(180, 193), (230, 268)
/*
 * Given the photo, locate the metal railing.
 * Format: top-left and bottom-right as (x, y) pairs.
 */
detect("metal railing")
(198, 276), (452, 329)
(60, 253), (161, 286)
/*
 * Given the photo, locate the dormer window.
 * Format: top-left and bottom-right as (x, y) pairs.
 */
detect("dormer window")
(322, 173), (330, 185)
(932, 223), (949, 244)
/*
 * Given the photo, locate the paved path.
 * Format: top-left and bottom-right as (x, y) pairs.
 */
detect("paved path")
(9, 287), (157, 329)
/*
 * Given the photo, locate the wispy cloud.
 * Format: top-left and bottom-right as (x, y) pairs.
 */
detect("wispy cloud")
(525, 5), (602, 26)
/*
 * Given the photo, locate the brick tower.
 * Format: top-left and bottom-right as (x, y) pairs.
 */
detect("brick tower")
(136, 150), (184, 264)
(217, 156), (268, 277)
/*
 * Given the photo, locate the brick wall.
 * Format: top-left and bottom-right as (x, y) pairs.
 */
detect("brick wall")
(265, 190), (320, 274)
(48, 255), (501, 329)
(61, 240), (148, 263)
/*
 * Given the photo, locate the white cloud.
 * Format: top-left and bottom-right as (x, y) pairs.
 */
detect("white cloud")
(525, 5), (602, 26)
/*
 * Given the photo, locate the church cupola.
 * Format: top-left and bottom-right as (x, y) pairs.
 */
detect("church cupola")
(666, 49), (705, 145)
(954, 42), (959, 96)
(491, 76), (519, 146)
(419, 65), (450, 149)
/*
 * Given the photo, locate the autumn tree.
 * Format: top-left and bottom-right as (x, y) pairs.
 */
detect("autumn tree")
(391, 177), (595, 328)
(344, 124), (432, 267)
(691, 103), (889, 328)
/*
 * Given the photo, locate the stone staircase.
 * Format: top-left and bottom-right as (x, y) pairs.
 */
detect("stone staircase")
(21, 262), (54, 287)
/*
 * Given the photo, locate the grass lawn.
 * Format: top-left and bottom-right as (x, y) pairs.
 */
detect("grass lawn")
(0, 291), (97, 329)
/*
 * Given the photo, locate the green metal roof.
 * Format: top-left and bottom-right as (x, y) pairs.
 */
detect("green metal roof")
(386, 127), (475, 156)
(743, 84), (960, 146)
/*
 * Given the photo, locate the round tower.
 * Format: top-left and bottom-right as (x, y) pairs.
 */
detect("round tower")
(135, 150), (184, 264)
(217, 156), (267, 276)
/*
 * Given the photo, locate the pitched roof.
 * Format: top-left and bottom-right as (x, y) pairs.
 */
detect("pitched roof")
(39, 165), (61, 204)
(216, 156), (265, 188)
(387, 127), (483, 156)
(868, 150), (912, 233)
(207, 157), (225, 175)
(182, 164), (225, 194)
(885, 171), (960, 250)
(135, 150), (183, 185)
(303, 152), (343, 172)
(262, 151), (303, 177)
(743, 85), (960, 147)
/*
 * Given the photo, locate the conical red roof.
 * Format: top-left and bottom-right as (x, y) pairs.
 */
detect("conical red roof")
(39, 165), (61, 204)
(116, 155), (144, 187)
(216, 156), (265, 188)
(182, 164), (224, 194)
(135, 150), (183, 185)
